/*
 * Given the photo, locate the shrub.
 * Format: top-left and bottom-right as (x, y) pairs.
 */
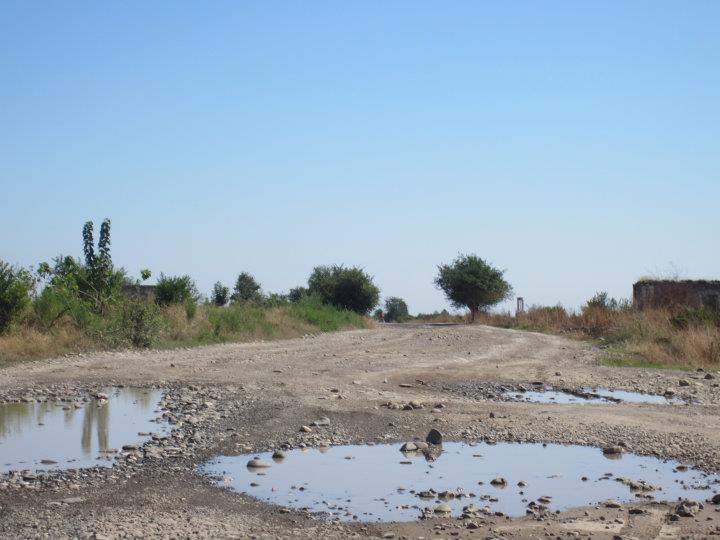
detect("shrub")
(0, 261), (34, 333)
(288, 286), (308, 303)
(109, 300), (163, 348)
(155, 274), (199, 306)
(264, 293), (289, 307)
(384, 297), (409, 322)
(211, 282), (229, 306)
(288, 295), (368, 331)
(434, 254), (512, 321)
(671, 307), (720, 330)
(231, 272), (262, 303)
(307, 265), (380, 314)
(184, 298), (197, 320)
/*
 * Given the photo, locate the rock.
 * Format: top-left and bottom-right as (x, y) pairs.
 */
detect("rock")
(61, 497), (85, 504)
(664, 388), (676, 396)
(490, 477), (507, 486)
(434, 503), (452, 514)
(400, 442), (417, 452)
(426, 429), (443, 445)
(272, 450), (286, 459)
(605, 500), (621, 508)
(675, 499), (702, 517)
(678, 379), (690, 387)
(40, 459), (57, 465)
(705, 373), (715, 380)
(300, 425), (312, 433)
(712, 493), (720, 505)
(247, 458), (272, 468)
(311, 417), (331, 427)
(602, 446), (624, 455)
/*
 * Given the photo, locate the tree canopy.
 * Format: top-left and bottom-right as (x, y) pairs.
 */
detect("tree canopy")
(307, 265), (379, 314)
(434, 254), (512, 321)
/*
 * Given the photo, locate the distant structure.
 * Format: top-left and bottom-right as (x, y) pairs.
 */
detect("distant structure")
(122, 284), (157, 300)
(516, 297), (525, 316)
(633, 280), (720, 311)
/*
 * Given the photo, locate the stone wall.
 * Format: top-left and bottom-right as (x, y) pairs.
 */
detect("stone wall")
(633, 280), (720, 311)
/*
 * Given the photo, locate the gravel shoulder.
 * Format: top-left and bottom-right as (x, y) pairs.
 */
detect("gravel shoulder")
(1, 324), (719, 539)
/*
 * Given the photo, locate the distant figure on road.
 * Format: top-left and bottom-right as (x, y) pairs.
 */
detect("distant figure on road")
(377, 310), (385, 323)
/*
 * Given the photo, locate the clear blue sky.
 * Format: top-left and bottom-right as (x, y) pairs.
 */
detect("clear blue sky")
(2, 1), (718, 314)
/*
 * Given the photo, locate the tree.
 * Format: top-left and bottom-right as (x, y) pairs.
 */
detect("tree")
(155, 274), (199, 306)
(0, 261), (34, 333)
(288, 286), (308, 303)
(434, 254), (512, 322)
(231, 272), (262, 303)
(211, 282), (230, 306)
(384, 297), (409, 322)
(307, 265), (380, 314)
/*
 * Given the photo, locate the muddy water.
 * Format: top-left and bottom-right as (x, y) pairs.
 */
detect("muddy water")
(204, 442), (718, 522)
(0, 388), (166, 473)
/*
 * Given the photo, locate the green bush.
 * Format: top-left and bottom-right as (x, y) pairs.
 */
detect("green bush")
(109, 300), (164, 348)
(211, 282), (229, 306)
(231, 272), (262, 303)
(671, 307), (720, 330)
(0, 261), (35, 333)
(384, 296), (409, 322)
(288, 286), (308, 303)
(155, 274), (199, 306)
(307, 265), (380, 314)
(207, 303), (269, 338)
(288, 296), (367, 331)
(184, 298), (197, 320)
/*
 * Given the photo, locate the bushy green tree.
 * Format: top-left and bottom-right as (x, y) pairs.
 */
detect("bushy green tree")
(434, 254), (512, 322)
(307, 265), (379, 314)
(0, 261), (35, 333)
(384, 296), (409, 322)
(211, 282), (230, 306)
(155, 274), (199, 306)
(231, 272), (262, 303)
(288, 286), (308, 303)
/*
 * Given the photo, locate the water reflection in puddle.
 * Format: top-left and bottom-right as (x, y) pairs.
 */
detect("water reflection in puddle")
(0, 388), (166, 473)
(507, 387), (679, 404)
(204, 442), (718, 522)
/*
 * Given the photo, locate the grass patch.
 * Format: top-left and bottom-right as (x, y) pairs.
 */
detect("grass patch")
(0, 298), (370, 365)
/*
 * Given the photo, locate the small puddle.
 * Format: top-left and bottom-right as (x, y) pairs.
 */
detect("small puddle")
(0, 388), (166, 473)
(440, 382), (681, 405)
(203, 442), (718, 522)
(506, 387), (680, 405)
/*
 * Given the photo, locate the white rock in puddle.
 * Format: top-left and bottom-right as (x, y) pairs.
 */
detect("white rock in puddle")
(247, 458), (272, 468)
(272, 450), (286, 459)
(400, 442), (417, 452)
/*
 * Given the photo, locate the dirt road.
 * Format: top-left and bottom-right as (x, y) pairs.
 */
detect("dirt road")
(1, 324), (719, 539)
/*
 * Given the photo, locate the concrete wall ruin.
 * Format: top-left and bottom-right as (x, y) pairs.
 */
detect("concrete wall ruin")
(633, 280), (720, 311)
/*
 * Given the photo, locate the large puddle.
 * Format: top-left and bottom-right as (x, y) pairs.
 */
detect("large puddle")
(203, 442), (718, 522)
(0, 388), (166, 473)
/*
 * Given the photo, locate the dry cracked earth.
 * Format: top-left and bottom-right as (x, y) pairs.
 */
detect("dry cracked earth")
(1, 324), (720, 540)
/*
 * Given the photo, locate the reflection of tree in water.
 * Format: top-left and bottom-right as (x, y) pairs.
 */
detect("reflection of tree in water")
(0, 401), (58, 439)
(81, 400), (109, 454)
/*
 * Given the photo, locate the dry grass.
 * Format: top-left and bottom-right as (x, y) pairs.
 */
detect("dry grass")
(0, 326), (96, 367)
(476, 306), (720, 369)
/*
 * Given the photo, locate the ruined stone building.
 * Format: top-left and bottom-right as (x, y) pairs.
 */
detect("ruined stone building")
(633, 280), (720, 311)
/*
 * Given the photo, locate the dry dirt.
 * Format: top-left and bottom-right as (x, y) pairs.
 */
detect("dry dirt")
(1, 323), (720, 539)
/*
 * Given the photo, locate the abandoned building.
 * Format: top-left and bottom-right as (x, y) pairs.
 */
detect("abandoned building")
(633, 280), (720, 311)
(121, 284), (157, 300)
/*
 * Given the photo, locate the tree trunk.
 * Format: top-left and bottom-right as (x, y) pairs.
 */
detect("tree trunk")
(470, 307), (477, 323)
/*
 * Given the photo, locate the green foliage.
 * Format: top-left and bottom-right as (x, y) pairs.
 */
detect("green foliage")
(184, 298), (197, 320)
(206, 303), (270, 338)
(140, 268), (152, 281)
(434, 254), (512, 321)
(585, 291), (632, 312)
(307, 265), (380, 314)
(109, 300), (163, 348)
(288, 286), (308, 303)
(671, 307), (720, 330)
(211, 282), (230, 306)
(231, 272), (262, 303)
(264, 293), (290, 307)
(288, 295), (367, 331)
(155, 274), (199, 306)
(384, 296), (409, 322)
(0, 261), (35, 333)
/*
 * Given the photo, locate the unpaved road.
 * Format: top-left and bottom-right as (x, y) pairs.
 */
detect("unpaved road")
(1, 324), (720, 539)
